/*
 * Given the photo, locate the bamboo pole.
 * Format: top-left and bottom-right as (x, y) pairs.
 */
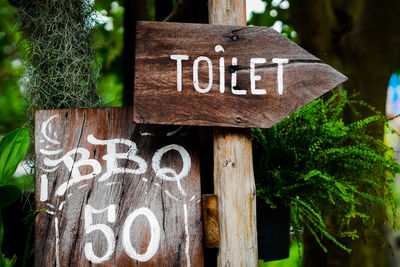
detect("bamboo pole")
(208, 1), (258, 266)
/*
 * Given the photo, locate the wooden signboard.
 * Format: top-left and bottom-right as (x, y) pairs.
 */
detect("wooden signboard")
(34, 107), (203, 266)
(134, 21), (347, 128)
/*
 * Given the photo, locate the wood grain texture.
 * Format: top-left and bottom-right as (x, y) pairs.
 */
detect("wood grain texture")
(134, 21), (347, 128)
(208, 0), (246, 25)
(201, 194), (220, 248)
(34, 107), (203, 267)
(213, 128), (257, 266)
(209, 1), (258, 266)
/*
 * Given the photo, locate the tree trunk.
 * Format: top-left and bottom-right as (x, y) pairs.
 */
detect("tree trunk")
(290, 1), (400, 266)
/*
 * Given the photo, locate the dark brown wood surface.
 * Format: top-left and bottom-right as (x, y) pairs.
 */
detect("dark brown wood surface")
(134, 21), (347, 128)
(34, 107), (203, 266)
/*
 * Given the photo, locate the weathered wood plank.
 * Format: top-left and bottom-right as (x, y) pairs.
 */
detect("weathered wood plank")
(34, 107), (203, 266)
(134, 21), (347, 128)
(201, 194), (220, 248)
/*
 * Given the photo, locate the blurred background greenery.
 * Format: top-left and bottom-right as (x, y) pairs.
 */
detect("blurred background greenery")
(259, 242), (302, 267)
(0, 0), (26, 134)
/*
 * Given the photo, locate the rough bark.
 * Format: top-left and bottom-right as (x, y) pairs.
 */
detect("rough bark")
(290, 1), (400, 266)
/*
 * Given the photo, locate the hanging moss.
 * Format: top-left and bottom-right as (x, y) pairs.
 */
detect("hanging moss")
(17, 0), (102, 131)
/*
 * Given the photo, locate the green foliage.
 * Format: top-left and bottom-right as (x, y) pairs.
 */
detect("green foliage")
(0, 0), (27, 134)
(0, 128), (30, 267)
(259, 242), (302, 267)
(253, 91), (400, 253)
(0, 128), (29, 183)
(247, 0), (296, 41)
(93, 0), (125, 106)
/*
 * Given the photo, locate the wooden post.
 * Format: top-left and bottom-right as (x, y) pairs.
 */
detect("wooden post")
(208, 1), (258, 266)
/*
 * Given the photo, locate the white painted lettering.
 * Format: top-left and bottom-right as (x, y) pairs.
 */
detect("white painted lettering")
(272, 58), (289, 95)
(215, 45), (225, 93)
(55, 217), (60, 267)
(41, 115), (60, 145)
(193, 56), (213, 93)
(152, 144), (191, 196)
(84, 204), (116, 264)
(43, 148), (101, 196)
(40, 174), (48, 201)
(170, 55), (189, 91)
(231, 57), (246, 95)
(183, 203), (190, 267)
(122, 207), (161, 262)
(87, 135), (147, 182)
(250, 58), (267, 95)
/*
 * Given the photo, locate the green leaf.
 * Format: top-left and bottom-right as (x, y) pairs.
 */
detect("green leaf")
(0, 128), (29, 184)
(6, 175), (34, 193)
(2, 255), (17, 267)
(0, 185), (21, 210)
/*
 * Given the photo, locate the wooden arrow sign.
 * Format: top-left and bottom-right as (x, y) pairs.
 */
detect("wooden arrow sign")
(134, 21), (347, 128)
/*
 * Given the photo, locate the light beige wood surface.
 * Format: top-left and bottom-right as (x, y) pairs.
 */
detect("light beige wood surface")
(208, 0), (246, 26)
(213, 128), (258, 266)
(209, 2), (258, 265)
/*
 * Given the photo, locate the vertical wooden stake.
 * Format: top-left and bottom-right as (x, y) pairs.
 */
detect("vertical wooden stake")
(209, 2), (258, 265)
